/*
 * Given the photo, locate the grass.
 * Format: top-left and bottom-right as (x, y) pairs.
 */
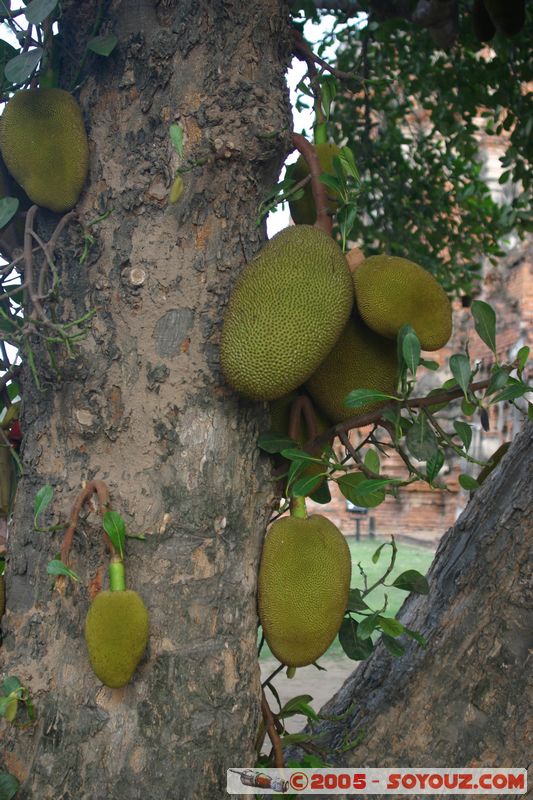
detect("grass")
(259, 535), (436, 661)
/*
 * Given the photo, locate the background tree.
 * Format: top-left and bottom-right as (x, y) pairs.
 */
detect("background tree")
(0, 1), (531, 798)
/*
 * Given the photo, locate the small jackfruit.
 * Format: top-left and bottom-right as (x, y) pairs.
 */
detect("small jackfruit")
(0, 88), (89, 212)
(84, 590), (149, 688)
(220, 226), (353, 401)
(353, 255), (452, 351)
(258, 514), (351, 667)
(288, 142), (342, 225)
(306, 314), (398, 423)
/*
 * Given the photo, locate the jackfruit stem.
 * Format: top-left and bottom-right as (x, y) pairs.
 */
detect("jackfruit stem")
(109, 558), (126, 592)
(286, 666), (297, 679)
(289, 496), (307, 519)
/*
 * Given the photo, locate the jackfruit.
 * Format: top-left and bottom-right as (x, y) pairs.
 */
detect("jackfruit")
(353, 255), (452, 351)
(0, 88), (89, 212)
(472, 0), (496, 41)
(84, 589), (149, 688)
(221, 225), (353, 401)
(258, 514), (351, 667)
(288, 143), (342, 225)
(306, 314), (398, 423)
(484, 0), (525, 36)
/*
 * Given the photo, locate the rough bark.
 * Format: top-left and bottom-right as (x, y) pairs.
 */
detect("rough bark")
(291, 422), (533, 793)
(1, 1), (291, 798)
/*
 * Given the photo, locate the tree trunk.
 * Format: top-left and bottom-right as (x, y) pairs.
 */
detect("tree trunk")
(1, 1), (291, 797)
(290, 422), (532, 790)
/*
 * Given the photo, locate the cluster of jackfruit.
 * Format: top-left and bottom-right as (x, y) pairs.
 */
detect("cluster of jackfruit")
(220, 224), (452, 425)
(472, 0), (525, 42)
(0, 88), (89, 218)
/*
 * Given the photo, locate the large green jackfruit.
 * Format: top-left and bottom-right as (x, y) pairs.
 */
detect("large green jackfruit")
(84, 590), (149, 688)
(306, 314), (398, 423)
(258, 514), (351, 667)
(0, 88), (89, 212)
(288, 142), (342, 225)
(353, 255), (452, 351)
(220, 226), (353, 401)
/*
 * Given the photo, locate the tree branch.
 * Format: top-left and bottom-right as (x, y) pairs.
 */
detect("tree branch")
(291, 133), (332, 235)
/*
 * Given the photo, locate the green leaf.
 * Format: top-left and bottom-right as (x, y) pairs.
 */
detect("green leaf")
(291, 472), (324, 498)
(404, 627), (427, 647)
(364, 448), (380, 474)
(357, 612), (379, 640)
(2, 676), (21, 696)
(491, 381), (531, 403)
(426, 448), (445, 483)
(486, 367), (511, 395)
(371, 542), (387, 563)
(0, 695), (18, 722)
(419, 358), (439, 371)
(5, 48), (43, 84)
(87, 33), (118, 57)
(453, 420), (472, 451)
(257, 432), (295, 454)
(46, 559), (80, 582)
(338, 616), (374, 661)
(346, 588), (370, 612)
(309, 480), (331, 505)
(382, 634), (405, 657)
(449, 354), (472, 397)
(516, 345), (529, 373)
(471, 300), (497, 354)
(319, 173), (342, 193)
(339, 145), (359, 180)
(405, 416), (438, 462)
(0, 772), (21, 800)
(103, 510), (126, 558)
(169, 123), (184, 156)
(377, 616), (405, 637)
(24, 0), (58, 24)
(401, 328), (421, 375)
(461, 397), (477, 416)
(345, 388), (398, 409)
(280, 695), (319, 721)
(0, 41), (18, 93)
(392, 570), (429, 594)
(34, 484), (53, 522)
(337, 473), (386, 508)
(320, 75), (338, 119)
(0, 198), (18, 230)
(458, 473), (479, 491)
(280, 448), (326, 465)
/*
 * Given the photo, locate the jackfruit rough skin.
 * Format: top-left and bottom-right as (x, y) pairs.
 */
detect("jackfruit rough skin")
(259, 514), (351, 667)
(484, 0), (525, 36)
(353, 255), (452, 351)
(472, 0), (496, 41)
(221, 225), (353, 401)
(288, 143), (342, 225)
(306, 314), (398, 423)
(0, 88), (89, 212)
(84, 590), (149, 688)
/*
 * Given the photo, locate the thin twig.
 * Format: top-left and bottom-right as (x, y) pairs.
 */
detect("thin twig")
(292, 28), (355, 81)
(60, 480), (113, 567)
(291, 133), (332, 235)
(261, 688), (285, 768)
